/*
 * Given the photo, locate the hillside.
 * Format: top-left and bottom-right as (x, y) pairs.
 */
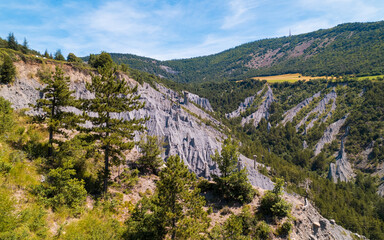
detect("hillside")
(108, 21), (384, 83)
(2, 48), (381, 239)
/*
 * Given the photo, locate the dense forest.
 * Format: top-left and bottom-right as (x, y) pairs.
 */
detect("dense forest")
(106, 21), (384, 83)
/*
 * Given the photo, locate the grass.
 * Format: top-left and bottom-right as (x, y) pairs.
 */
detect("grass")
(252, 73), (327, 83)
(356, 74), (384, 81)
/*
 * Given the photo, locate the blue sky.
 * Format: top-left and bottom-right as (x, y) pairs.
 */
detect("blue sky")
(1, 0), (383, 60)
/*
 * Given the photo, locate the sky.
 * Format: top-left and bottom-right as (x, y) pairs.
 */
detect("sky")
(0, 0), (383, 60)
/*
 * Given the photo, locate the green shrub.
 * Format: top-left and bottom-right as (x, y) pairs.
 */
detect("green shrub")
(259, 178), (291, 219)
(0, 97), (14, 134)
(278, 221), (292, 236)
(255, 221), (272, 240)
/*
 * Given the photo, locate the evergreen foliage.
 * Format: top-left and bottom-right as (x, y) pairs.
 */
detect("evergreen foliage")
(80, 60), (146, 195)
(259, 178), (291, 219)
(212, 138), (255, 203)
(32, 66), (79, 157)
(125, 155), (209, 239)
(54, 49), (65, 61)
(137, 134), (163, 174)
(0, 97), (14, 134)
(7, 32), (18, 51)
(0, 54), (16, 84)
(89, 52), (114, 69)
(66, 52), (82, 63)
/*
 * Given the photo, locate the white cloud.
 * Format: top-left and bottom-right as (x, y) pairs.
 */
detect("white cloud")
(221, 0), (259, 29)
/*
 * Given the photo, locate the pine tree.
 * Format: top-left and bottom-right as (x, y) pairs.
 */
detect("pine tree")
(7, 33), (18, 51)
(54, 49), (65, 61)
(80, 60), (146, 195)
(33, 66), (79, 157)
(21, 37), (29, 54)
(43, 50), (50, 59)
(137, 134), (163, 174)
(0, 55), (16, 84)
(212, 138), (255, 203)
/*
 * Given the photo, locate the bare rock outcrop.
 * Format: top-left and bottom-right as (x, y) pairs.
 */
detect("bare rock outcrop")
(225, 87), (264, 119)
(241, 86), (274, 127)
(185, 92), (214, 112)
(314, 115), (348, 156)
(297, 89), (337, 132)
(328, 139), (355, 183)
(290, 195), (365, 240)
(281, 91), (320, 125)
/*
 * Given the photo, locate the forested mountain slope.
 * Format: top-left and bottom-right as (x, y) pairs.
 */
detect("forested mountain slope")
(106, 21), (384, 83)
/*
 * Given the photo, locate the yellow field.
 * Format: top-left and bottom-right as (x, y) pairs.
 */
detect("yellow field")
(251, 73), (327, 83)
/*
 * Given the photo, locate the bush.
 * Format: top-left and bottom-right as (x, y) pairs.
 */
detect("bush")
(259, 178), (291, 219)
(0, 54), (16, 84)
(278, 221), (292, 236)
(255, 221), (272, 240)
(33, 166), (87, 211)
(0, 97), (13, 134)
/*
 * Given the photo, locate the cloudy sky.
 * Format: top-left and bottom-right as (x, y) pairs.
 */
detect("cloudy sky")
(1, 0), (383, 60)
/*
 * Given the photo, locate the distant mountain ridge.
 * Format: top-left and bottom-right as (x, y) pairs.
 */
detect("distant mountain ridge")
(106, 21), (384, 83)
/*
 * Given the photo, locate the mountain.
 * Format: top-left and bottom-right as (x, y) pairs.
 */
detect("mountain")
(108, 21), (384, 83)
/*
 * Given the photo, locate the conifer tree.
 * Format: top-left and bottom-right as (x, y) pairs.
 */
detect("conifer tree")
(154, 155), (209, 239)
(33, 66), (79, 157)
(126, 155), (209, 239)
(0, 55), (16, 84)
(54, 49), (65, 61)
(212, 138), (255, 203)
(81, 60), (146, 195)
(21, 38), (29, 54)
(7, 33), (18, 51)
(137, 134), (163, 174)
(43, 50), (50, 59)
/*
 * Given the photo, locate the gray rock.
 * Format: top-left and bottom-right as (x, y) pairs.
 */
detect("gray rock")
(282, 91), (320, 125)
(241, 86), (274, 127)
(186, 92), (214, 112)
(328, 139), (355, 183)
(226, 87), (264, 119)
(314, 115), (348, 156)
(297, 89), (337, 132)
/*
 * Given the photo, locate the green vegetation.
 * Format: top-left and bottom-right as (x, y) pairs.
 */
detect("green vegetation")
(211, 138), (255, 203)
(0, 54), (16, 84)
(137, 134), (163, 174)
(32, 66), (79, 157)
(80, 62), (146, 195)
(125, 155), (209, 239)
(110, 21), (384, 83)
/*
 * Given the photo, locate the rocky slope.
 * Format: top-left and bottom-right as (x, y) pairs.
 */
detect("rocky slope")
(0, 60), (370, 239)
(241, 86), (274, 127)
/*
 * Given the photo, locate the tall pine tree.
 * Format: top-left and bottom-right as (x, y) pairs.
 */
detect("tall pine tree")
(33, 66), (79, 157)
(81, 60), (146, 195)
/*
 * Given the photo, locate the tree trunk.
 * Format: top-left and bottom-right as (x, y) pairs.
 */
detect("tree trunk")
(48, 127), (53, 157)
(104, 142), (110, 196)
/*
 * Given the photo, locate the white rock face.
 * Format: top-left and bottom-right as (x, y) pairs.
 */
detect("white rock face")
(314, 115), (348, 156)
(0, 64), (273, 190)
(281, 91), (320, 125)
(226, 87), (264, 119)
(186, 92), (214, 112)
(241, 86), (274, 127)
(328, 139), (355, 183)
(296, 89), (337, 132)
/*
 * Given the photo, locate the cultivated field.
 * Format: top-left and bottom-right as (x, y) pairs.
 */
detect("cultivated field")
(252, 73), (327, 83)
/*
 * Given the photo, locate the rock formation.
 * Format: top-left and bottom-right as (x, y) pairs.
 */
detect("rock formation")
(296, 89), (337, 132)
(281, 91), (320, 125)
(225, 87), (264, 119)
(328, 138), (355, 183)
(314, 115), (348, 156)
(185, 91), (214, 112)
(241, 86), (274, 127)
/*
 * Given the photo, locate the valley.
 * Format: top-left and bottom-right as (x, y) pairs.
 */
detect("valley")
(1, 20), (384, 239)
